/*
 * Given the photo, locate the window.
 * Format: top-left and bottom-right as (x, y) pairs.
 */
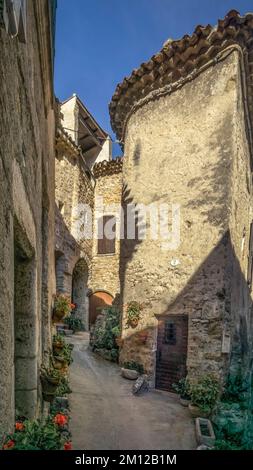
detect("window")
(247, 222), (253, 290)
(1, 0), (26, 43)
(164, 320), (176, 345)
(97, 215), (116, 255)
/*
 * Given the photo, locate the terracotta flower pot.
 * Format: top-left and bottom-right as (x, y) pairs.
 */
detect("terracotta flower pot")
(53, 356), (67, 370)
(129, 318), (139, 328)
(180, 396), (191, 407)
(40, 374), (60, 396)
(53, 343), (64, 355)
(53, 309), (67, 322)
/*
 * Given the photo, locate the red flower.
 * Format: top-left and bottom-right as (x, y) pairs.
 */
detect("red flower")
(64, 441), (72, 450)
(15, 422), (25, 432)
(53, 413), (68, 427)
(3, 440), (15, 450)
(71, 303), (76, 309)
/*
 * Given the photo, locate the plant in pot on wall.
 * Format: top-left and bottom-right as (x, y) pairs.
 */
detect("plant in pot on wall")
(53, 342), (73, 374)
(189, 374), (220, 418)
(126, 301), (142, 328)
(53, 294), (74, 322)
(40, 365), (62, 403)
(53, 334), (65, 355)
(172, 377), (191, 406)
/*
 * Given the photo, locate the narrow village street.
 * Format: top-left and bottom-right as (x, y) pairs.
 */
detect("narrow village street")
(68, 333), (196, 450)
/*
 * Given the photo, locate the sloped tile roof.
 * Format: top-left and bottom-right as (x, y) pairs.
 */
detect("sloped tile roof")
(109, 10), (253, 141)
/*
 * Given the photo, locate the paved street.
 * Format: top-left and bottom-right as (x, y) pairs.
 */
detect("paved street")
(69, 333), (196, 450)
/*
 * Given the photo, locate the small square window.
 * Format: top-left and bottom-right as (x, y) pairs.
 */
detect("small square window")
(164, 321), (176, 345)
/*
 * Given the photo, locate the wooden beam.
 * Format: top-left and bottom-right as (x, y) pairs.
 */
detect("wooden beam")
(79, 134), (91, 143)
(84, 143), (98, 153)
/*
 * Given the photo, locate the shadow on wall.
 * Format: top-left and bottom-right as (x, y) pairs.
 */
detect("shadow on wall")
(55, 205), (91, 329)
(186, 119), (234, 229)
(119, 225), (253, 407)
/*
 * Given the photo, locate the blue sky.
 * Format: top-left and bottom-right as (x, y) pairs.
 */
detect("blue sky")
(55, 1), (253, 155)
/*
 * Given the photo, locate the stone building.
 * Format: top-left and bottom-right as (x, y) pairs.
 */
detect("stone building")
(0, 0), (57, 430)
(89, 158), (123, 325)
(110, 9), (253, 396)
(55, 96), (122, 329)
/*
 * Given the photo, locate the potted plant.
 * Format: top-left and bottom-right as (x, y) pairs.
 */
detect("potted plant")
(53, 294), (74, 322)
(126, 301), (142, 328)
(40, 366), (62, 402)
(53, 342), (73, 373)
(172, 377), (191, 406)
(188, 374), (220, 418)
(53, 334), (65, 355)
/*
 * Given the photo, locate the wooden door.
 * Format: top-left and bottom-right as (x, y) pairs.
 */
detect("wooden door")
(156, 315), (188, 392)
(89, 291), (113, 327)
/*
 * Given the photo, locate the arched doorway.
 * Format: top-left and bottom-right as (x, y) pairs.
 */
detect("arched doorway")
(89, 291), (114, 327)
(72, 259), (89, 330)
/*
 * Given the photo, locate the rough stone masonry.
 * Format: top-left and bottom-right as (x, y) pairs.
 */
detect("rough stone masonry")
(110, 10), (253, 403)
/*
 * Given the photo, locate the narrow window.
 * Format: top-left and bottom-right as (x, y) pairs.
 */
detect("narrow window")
(164, 320), (176, 345)
(97, 215), (116, 255)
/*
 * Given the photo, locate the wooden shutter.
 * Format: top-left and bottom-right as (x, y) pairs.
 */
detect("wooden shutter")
(97, 216), (116, 254)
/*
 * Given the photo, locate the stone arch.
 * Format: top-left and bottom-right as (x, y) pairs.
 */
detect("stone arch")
(89, 290), (114, 327)
(72, 258), (89, 330)
(14, 218), (38, 419)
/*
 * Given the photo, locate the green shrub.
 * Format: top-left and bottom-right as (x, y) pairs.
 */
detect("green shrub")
(91, 307), (120, 361)
(64, 315), (84, 333)
(172, 377), (191, 398)
(1, 418), (66, 450)
(213, 424), (247, 450)
(190, 374), (220, 413)
(55, 376), (72, 397)
(222, 374), (248, 405)
(123, 361), (144, 374)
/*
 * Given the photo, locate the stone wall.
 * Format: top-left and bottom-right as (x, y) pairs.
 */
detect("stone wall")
(55, 131), (94, 329)
(0, 0), (55, 430)
(90, 160), (123, 298)
(118, 52), (253, 385)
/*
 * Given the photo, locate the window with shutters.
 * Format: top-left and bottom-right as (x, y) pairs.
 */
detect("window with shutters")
(97, 215), (116, 255)
(247, 222), (253, 290)
(1, 0), (26, 42)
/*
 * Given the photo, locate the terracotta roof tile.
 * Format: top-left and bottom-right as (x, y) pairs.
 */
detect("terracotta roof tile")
(109, 10), (253, 141)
